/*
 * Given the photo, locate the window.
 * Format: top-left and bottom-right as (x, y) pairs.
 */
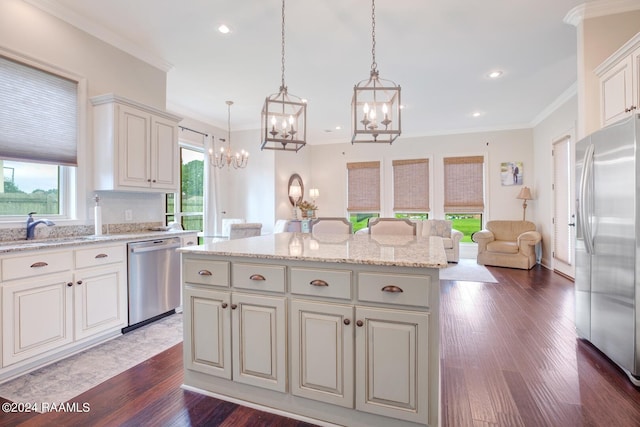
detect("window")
(0, 53), (79, 219)
(393, 158), (429, 219)
(347, 161), (380, 233)
(443, 156), (484, 242)
(166, 146), (204, 233)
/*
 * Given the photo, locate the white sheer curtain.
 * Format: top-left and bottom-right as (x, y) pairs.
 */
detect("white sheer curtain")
(204, 134), (219, 237)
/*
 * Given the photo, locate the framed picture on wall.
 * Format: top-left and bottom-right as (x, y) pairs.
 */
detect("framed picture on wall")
(501, 161), (523, 186)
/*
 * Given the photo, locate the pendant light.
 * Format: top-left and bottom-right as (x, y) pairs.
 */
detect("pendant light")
(210, 101), (248, 169)
(260, 0), (307, 152)
(351, 0), (401, 144)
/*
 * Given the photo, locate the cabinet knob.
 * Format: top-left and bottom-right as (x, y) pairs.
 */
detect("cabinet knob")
(77, 280), (83, 285)
(152, 179), (157, 183)
(309, 279), (329, 287)
(356, 320), (364, 327)
(147, 179), (152, 182)
(343, 319), (351, 325)
(250, 274), (266, 281)
(231, 304), (238, 310)
(221, 302), (228, 309)
(381, 285), (403, 293)
(67, 282), (73, 287)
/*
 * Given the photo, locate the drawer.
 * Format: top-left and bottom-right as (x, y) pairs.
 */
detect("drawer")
(232, 263), (285, 293)
(75, 244), (125, 269)
(2, 250), (73, 281)
(291, 267), (352, 300)
(357, 272), (431, 308)
(183, 258), (230, 287)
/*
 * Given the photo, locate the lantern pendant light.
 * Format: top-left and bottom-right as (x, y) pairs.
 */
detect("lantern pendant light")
(351, 0), (401, 144)
(261, 0), (307, 152)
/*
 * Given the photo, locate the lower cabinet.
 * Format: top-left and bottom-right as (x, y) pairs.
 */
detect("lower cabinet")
(184, 286), (287, 392)
(2, 273), (74, 366)
(1, 243), (127, 369)
(291, 299), (429, 424)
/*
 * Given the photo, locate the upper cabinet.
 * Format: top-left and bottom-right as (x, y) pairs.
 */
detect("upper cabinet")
(91, 94), (182, 192)
(596, 33), (640, 128)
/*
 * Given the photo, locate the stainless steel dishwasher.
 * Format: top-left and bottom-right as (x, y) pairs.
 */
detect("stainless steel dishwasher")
(125, 237), (182, 332)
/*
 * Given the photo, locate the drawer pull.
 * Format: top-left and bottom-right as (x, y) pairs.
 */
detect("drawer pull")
(221, 303), (228, 309)
(356, 320), (364, 327)
(198, 270), (213, 276)
(310, 279), (329, 287)
(30, 261), (48, 268)
(343, 319), (351, 325)
(381, 285), (404, 293)
(95, 253), (108, 259)
(250, 274), (266, 281)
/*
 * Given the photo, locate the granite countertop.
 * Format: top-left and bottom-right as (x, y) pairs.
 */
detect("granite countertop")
(0, 230), (197, 254)
(179, 232), (448, 268)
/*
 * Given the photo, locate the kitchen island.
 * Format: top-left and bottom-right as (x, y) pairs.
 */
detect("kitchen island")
(179, 232), (447, 427)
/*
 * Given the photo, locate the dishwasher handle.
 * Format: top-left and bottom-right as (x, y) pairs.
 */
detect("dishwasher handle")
(129, 240), (182, 254)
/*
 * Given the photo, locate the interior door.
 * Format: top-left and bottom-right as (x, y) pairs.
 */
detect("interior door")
(553, 134), (575, 278)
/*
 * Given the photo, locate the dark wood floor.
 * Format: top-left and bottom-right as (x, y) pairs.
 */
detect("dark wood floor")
(2, 264), (640, 426)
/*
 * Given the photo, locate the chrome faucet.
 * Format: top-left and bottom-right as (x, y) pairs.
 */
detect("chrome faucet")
(26, 212), (55, 240)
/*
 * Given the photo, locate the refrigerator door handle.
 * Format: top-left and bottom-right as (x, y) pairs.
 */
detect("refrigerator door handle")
(579, 144), (595, 255)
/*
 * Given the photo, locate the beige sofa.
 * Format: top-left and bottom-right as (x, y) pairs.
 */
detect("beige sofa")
(416, 219), (463, 263)
(472, 220), (541, 269)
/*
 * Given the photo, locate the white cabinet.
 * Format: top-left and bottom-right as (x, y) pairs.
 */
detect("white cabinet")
(597, 33), (640, 127)
(2, 272), (73, 366)
(1, 243), (127, 368)
(91, 94), (182, 192)
(181, 232), (198, 247)
(183, 259), (287, 393)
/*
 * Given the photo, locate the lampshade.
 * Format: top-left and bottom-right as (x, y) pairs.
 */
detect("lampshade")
(517, 186), (533, 200)
(309, 188), (319, 200)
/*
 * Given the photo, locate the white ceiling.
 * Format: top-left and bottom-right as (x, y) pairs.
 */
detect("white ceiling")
(28, 0), (598, 143)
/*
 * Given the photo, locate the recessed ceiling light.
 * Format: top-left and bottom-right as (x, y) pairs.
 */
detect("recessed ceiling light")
(335, 126), (342, 130)
(472, 111), (482, 117)
(488, 70), (503, 79)
(218, 24), (231, 34)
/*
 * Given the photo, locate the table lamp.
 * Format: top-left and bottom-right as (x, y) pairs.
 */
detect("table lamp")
(516, 186), (533, 220)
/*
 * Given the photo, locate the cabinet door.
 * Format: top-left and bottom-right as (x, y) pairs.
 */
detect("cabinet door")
(183, 286), (231, 379)
(291, 299), (354, 407)
(355, 306), (429, 424)
(2, 273), (73, 366)
(231, 293), (286, 392)
(150, 115), (179, 191)
(73, 263), (127, 340)
(117, 104), (151, 188)
(600, 55), (634, 127)
(633, 45), (640, 115)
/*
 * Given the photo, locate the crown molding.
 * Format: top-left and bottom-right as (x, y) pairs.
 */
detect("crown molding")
(530, 82), (578, 127)
(564, 0), (640, 27)
(24, 0), (173, 72)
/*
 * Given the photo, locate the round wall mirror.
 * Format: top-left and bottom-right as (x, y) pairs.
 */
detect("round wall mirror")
(288, 173), (304, 207)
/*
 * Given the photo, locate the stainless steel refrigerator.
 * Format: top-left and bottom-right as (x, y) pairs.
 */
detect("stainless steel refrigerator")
(575, 113), (640, 385)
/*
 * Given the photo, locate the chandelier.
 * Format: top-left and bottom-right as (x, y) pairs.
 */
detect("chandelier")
(260, 0), (307, 152)
(351, 0), (401, 144)
(210, 101), (248, 169)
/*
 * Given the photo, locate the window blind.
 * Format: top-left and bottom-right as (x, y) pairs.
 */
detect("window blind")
(443, 156), (484, 212)
(347, 161), (380, 211)
(0, 55), (78, 166)
(393, 158), (429, 211)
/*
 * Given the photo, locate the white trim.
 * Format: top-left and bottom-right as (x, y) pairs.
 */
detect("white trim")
(530, 83), (578, 127)
(564, 0), (640, 27)
(24, 0), (173, 72)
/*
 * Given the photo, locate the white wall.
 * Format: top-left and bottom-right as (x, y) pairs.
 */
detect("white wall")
(307, 129), (534, 224)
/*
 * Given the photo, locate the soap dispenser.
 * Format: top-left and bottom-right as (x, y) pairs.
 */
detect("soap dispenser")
(94, 194), (103, 236)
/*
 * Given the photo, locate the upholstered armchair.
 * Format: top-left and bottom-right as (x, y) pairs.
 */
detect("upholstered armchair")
(416, 219), (463, 263)
(472, 220), (541, 269)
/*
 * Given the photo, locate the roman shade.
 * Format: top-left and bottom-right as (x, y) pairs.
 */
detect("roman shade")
(393, 158), (429, 211)
(0, 55), (78, 166)
(347, 161), (380, 211)
(443, 156), (484, 213)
